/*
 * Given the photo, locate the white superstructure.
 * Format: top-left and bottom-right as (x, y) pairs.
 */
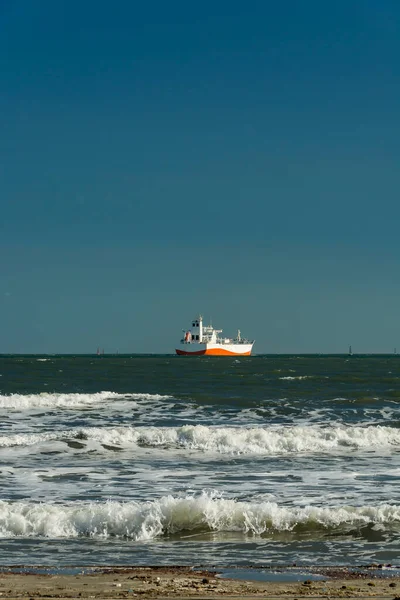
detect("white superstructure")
(176, 315), (254, 356)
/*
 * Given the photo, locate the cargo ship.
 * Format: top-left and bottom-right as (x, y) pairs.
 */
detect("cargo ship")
(176, 315), (254, 356)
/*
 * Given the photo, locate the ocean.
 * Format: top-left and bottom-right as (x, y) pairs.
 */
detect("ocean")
(1, 354), (400, 567)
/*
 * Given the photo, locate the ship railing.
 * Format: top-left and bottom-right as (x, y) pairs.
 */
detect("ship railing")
(215, 339), (252, 345)
(180, 338), (254, 345)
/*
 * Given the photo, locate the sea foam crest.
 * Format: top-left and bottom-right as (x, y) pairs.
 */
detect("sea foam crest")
(1, 424), (400, 454)
(0, 494), (399, 540)
(78, 424), (400, 454)
(279, 376), (311, 380)
(0, 391), (170, 410)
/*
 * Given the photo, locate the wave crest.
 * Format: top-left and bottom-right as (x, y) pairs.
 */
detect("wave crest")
(0, 392), (170, 410)
(1, 424), (400, 455)
(0, 494), (399, 540)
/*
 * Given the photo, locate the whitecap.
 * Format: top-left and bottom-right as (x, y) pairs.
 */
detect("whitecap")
(0, 391), (171, 411)
(1, 423), (400, 455)
(0, 493), (399, 540)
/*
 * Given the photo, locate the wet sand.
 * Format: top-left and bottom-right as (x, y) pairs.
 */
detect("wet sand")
(0, 566), (400, 599)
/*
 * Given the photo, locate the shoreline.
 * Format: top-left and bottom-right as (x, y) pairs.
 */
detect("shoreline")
(0, 566), (399, 599)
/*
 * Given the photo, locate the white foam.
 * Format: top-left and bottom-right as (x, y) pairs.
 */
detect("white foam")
(0, 433), (60, 448)
(279, 376), (312, 380)
(0, 494), (399, 540)
(1, 424), (400, 455)
(117, 423), (400, 455)
(0, 392), (170, 411)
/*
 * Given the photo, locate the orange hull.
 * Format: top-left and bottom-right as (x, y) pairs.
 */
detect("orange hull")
(176, 348), (252, 356)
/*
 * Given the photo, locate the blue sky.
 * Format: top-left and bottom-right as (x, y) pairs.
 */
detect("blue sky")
(1, 0), (400, 353)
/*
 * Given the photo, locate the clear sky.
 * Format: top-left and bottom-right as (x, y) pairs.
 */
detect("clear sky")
(1, 0), (400, 354)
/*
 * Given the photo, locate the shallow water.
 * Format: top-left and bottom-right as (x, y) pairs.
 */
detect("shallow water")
(1, 354), (400, 566)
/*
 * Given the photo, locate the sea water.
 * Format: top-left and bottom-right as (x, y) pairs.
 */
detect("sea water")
(0, 354), (400, 566)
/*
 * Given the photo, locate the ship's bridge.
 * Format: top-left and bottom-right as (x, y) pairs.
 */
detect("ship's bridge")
(180, 315), (253, 346)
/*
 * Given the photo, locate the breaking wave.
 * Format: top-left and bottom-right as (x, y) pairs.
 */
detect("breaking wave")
(0, 494), (399, 540)
(0, 392), (170, 410)
(1, 424), (400, 454)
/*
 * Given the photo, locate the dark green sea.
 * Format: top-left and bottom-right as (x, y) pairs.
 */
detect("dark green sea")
(1, 354), (400, 567)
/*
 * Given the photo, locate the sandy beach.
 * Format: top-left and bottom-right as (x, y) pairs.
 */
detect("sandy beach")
(0, 566), (399, 600)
